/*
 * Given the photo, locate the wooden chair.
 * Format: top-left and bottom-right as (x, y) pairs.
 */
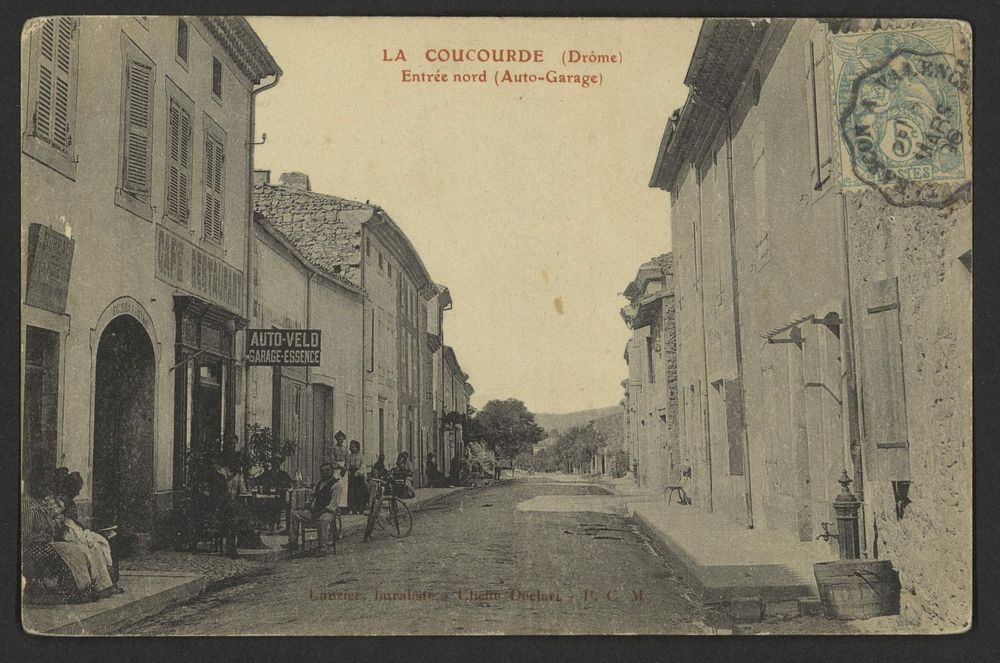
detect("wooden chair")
(666, 465), (693, 505)
(287, 488), (338, 554)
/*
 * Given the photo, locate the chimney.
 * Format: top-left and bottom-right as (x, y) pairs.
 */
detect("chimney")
(253, 169), (271, 186)
(279, 172), (311, 191)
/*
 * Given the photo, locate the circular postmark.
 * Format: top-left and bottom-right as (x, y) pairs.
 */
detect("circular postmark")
(834, 28), (971, 208)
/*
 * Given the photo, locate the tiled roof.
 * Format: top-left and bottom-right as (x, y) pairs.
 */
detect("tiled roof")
(253, 182), (374, 289)
(624, 253), (674, 301)
(649, 19), (775, 191)
(198, 17), (281, 84)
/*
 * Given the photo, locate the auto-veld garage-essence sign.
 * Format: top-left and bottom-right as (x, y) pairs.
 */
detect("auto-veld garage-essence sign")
(245, 329), (322, 366)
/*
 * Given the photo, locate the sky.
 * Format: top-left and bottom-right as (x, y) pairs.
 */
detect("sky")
(247, 17), (701, 414)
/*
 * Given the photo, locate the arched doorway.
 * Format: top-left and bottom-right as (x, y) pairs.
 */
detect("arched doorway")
(92, 315), (155, 532)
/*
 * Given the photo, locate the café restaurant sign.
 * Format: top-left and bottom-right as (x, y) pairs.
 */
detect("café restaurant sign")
(245, 329), (322, 366)
(155, 225), (244, 315)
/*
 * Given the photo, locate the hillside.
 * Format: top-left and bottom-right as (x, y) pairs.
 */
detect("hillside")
(533, 405), (620, 437)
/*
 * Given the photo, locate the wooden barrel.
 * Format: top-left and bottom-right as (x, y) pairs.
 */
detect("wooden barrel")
(813, 560), (901, 620)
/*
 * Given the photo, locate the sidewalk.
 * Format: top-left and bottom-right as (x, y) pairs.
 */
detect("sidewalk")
(628, 500), (833, 605)
(23, 486), (466, 635)
(22, 571), (205, 635)
(595, 476), (832, 609)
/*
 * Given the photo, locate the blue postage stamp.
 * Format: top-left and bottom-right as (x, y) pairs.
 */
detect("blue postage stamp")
(830, 24), (971, 203)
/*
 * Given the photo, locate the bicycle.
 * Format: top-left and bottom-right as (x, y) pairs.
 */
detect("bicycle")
(363, 477), (413, 541)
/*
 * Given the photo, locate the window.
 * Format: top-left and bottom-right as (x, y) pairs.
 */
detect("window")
(176, 18), (189, 62)
(806, 26), (833, 190)
(366, 238), (371, 259)
(203, 128), (225, 243)
(117, 35), (155, 219)
(378, 251), (384, 272)
(365, 309), (375, 372)
(24, 17), (79, 179)
(164, 88), (193, 225)
(752, 119), (770, 271)
(388, 263), (393, 278)
(24, 326), (60, 481)
(722, 378), (746, 476)
(212, 57), (223, 99)
(646, 336), (656, 383)
(858, 277), (910, 481)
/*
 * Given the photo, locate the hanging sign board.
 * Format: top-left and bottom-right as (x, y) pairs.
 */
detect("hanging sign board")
(245, 329), (322, 366)
(25, 224), (74, 314)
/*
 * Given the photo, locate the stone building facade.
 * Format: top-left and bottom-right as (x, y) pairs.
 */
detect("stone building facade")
(650, 18), (971, 629)
(621, 254), (679, 491)
(252, 172), (464, 483)
(20, 16), (279, 532)
(249, 174), (365, 485)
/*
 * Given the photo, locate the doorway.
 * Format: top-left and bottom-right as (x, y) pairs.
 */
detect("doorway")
(23, 326), (60, 480)
(92, 315), (155, 531)
(193, 361), (223, 451)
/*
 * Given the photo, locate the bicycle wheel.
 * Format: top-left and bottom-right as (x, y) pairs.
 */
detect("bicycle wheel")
(376, 497), (412, 538)
(363, 501), (378, 541)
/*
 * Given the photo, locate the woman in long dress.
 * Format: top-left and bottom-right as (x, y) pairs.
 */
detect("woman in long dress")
(346, 440), (368, 514)
(22, 469), (114, 603)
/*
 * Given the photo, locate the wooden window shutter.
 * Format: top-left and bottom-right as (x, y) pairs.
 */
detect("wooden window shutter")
(122, 58), (153, 199)
(203, 134), (224, 243)
(33, 17), (76, 153)
(166, 100), (192, 224)
(724, 378), (746, 475)
(806, 25), (833, 190)
(859, 277), (910, 481)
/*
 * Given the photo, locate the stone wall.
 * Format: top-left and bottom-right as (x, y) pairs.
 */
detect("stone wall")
(846, 187), (972, 632)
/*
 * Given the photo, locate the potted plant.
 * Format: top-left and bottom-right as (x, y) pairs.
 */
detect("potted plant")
(244, 424), (297, 494)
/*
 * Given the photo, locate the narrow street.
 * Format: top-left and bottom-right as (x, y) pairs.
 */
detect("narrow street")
(125, 477), (710, 635)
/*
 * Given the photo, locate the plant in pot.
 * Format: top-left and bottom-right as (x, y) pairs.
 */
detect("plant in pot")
(244, 424), (297, 494)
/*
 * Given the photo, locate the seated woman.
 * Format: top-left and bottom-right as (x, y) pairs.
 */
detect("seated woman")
(212, 454), (265, 557)
(425, 453), (448, 488)
(22, 468), (115, 603)
(54, 468), (122, 592)
(389, 452), (415, 498)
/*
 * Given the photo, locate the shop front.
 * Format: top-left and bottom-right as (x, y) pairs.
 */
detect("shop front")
(171, 295), (245, 489)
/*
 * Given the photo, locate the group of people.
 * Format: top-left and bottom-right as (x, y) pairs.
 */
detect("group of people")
(195, 450), (264, 558)
(22, 466), (124, 604)
(283, 431), (419, 556)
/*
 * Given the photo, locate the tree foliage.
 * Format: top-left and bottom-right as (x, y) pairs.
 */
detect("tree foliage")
(472, 399), (546, 459)
(514, 421), (614, 474)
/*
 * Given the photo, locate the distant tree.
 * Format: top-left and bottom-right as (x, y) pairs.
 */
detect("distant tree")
(473, 399), (547, 460)
(552, 423), (606, 473)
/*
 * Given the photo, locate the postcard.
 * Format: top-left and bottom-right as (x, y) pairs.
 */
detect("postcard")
(20, 16), (971, 636)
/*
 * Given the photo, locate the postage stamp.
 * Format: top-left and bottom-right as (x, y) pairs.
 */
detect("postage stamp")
(830, 23), (972, 207)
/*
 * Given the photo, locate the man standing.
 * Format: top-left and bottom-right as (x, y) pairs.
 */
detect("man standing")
(283, 462), (339, 556)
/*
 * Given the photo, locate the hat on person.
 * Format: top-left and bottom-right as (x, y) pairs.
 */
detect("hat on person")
(334, 430), (347, 442)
